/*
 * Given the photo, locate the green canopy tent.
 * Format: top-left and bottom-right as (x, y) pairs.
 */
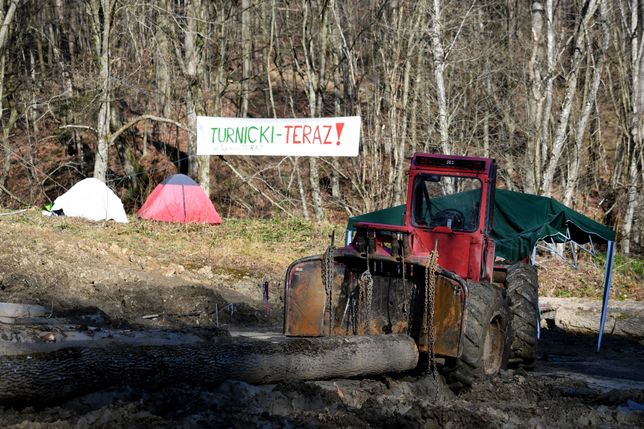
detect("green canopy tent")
(346, 189), (616, 351)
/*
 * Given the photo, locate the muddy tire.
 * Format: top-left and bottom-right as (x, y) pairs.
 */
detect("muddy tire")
(506, 263), (539, 369)
(441, 282), (511, 392)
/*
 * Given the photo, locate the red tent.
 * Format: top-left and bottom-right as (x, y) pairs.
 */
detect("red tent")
(138, 174), (222, 224)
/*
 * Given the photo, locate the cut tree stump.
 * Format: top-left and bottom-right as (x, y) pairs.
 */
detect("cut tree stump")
(0, 333), (418, 406)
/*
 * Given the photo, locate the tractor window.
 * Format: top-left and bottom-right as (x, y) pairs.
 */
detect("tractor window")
(411, 174), (482, 232)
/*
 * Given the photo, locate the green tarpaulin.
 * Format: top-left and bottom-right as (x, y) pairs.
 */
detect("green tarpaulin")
(346, 189), (615, 263)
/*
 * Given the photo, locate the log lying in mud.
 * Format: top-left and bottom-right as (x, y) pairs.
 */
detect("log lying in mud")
(0, 334), (418, 406)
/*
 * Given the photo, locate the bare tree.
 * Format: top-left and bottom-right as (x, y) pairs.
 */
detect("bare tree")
(171, 0), (210, 194)
(0, 0), (19, 198)
(563, 1), (610, 206)
(621, 0), (643, 254)
(240, 0), (251, 117)
(298, 0), (332, 221)
(87, 0), (118, 183)
(430, 0), (450, 155)
(540, 0), (601, 196)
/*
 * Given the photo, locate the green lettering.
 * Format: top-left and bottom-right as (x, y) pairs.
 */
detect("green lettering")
(236, 127), (244, 143)
(249, 126), (258, 143)
(258, 126), (268, 143)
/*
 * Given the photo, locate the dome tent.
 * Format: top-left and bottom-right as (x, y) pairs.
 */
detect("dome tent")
(50, 178), (128, 223)
(137, 174), (221, 224)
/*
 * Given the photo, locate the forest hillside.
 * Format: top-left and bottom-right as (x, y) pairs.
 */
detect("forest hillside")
(0, 0), (641, 255)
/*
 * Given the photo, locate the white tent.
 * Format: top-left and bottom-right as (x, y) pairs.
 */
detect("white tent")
(50, 178), (128, 223)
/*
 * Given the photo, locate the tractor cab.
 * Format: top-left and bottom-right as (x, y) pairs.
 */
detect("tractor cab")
(405, 154), (497, 282)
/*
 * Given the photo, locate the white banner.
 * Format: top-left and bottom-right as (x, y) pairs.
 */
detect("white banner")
(197, 116), (360, 157)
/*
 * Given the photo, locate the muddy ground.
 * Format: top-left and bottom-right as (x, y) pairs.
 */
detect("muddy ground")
(0, 213), (643, 428)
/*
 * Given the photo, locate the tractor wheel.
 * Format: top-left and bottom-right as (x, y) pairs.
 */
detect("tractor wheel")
(506, 263), (540, 369)
(441, 282), (511, 392)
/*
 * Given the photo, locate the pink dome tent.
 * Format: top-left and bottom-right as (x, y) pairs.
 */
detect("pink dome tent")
(138, 174), (221, 224)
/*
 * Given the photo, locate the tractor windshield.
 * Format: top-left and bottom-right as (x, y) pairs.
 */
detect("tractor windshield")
(411, 174), (482, 232)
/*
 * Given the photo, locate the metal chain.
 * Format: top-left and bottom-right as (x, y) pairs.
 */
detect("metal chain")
(400, 235), (408, 314)
(424, 249), (439, 376)
(358, 269), (373, 333)
(322, 244), (336, 335)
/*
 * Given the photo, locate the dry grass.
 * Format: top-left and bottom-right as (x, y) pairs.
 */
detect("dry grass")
(1, 209), (338, 280)
(537, 253), (643, 301)
(1, 208), (641, 301)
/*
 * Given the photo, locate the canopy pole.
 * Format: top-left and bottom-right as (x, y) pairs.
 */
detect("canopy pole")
(529, 246), (541, 339)
(597, 240), (615, 352)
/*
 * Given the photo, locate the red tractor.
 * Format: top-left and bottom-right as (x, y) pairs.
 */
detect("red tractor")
(283, 153), (539, 389)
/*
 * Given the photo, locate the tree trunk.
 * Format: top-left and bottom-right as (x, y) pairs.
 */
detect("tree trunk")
(0, 0), (18, 51)
(309, 156), (324, 220)
(0, 334), (418, 406)
(564, 1), (609, 206)
(156, 0), (172, 120)
(89, 0), (118, 183)
(430, 0), (450, 155)
(1, 105), (17, 194)
(299, 0), (329, 221)
(622, 0), (643, 255)
(240, 0), (251, 117)
(526, 0), (545, 194)
(178, 0), (209, 194)
(541, 0), (600, 197)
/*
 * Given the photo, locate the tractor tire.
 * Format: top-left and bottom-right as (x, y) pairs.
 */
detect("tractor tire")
(441, 282), (511, 392)
(506, 263), (540, 369)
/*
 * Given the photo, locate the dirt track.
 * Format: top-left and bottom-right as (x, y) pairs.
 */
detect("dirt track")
(0, 215), (643, 427)
(0, 328), (642, 428)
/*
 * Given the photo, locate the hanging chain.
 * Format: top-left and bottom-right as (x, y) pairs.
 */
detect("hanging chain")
(354, 245), (374, 334)
(358, 269), (373, 333)
(322, 244), (336, 335)
(399, 234), (408, 314)
(424, 247), (439, 376)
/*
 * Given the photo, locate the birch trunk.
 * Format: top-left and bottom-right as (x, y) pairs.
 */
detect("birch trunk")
(430, 0), (450, 155)
(156, 0), (172, 120)
(175, 0), (209, 194)
(538, 0), (555, 191)
(541, 0), (600, 197)
(240, 0), (251, 117)
(300, 0), (328, 221)
(622, 0), (643, 254)
(526, 0), (545, 194)
(0, 0), (18, 196)
(564, 1), (609, 206)
(89, 0), (117, 183)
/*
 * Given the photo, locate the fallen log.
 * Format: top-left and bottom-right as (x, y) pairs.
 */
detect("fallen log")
(0, 334), (418, 406)
(0, 323), (212, 356)
(540, 297), (644, 338)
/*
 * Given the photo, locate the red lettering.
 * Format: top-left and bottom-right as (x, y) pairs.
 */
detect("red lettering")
(322, 125), (332, 144)
(293, 125), (302, 144)
(284, 125), (293, 144)
(312, 126), (322, 144)
(303, 125), (312, 144)
(335, 122), (344, 145)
